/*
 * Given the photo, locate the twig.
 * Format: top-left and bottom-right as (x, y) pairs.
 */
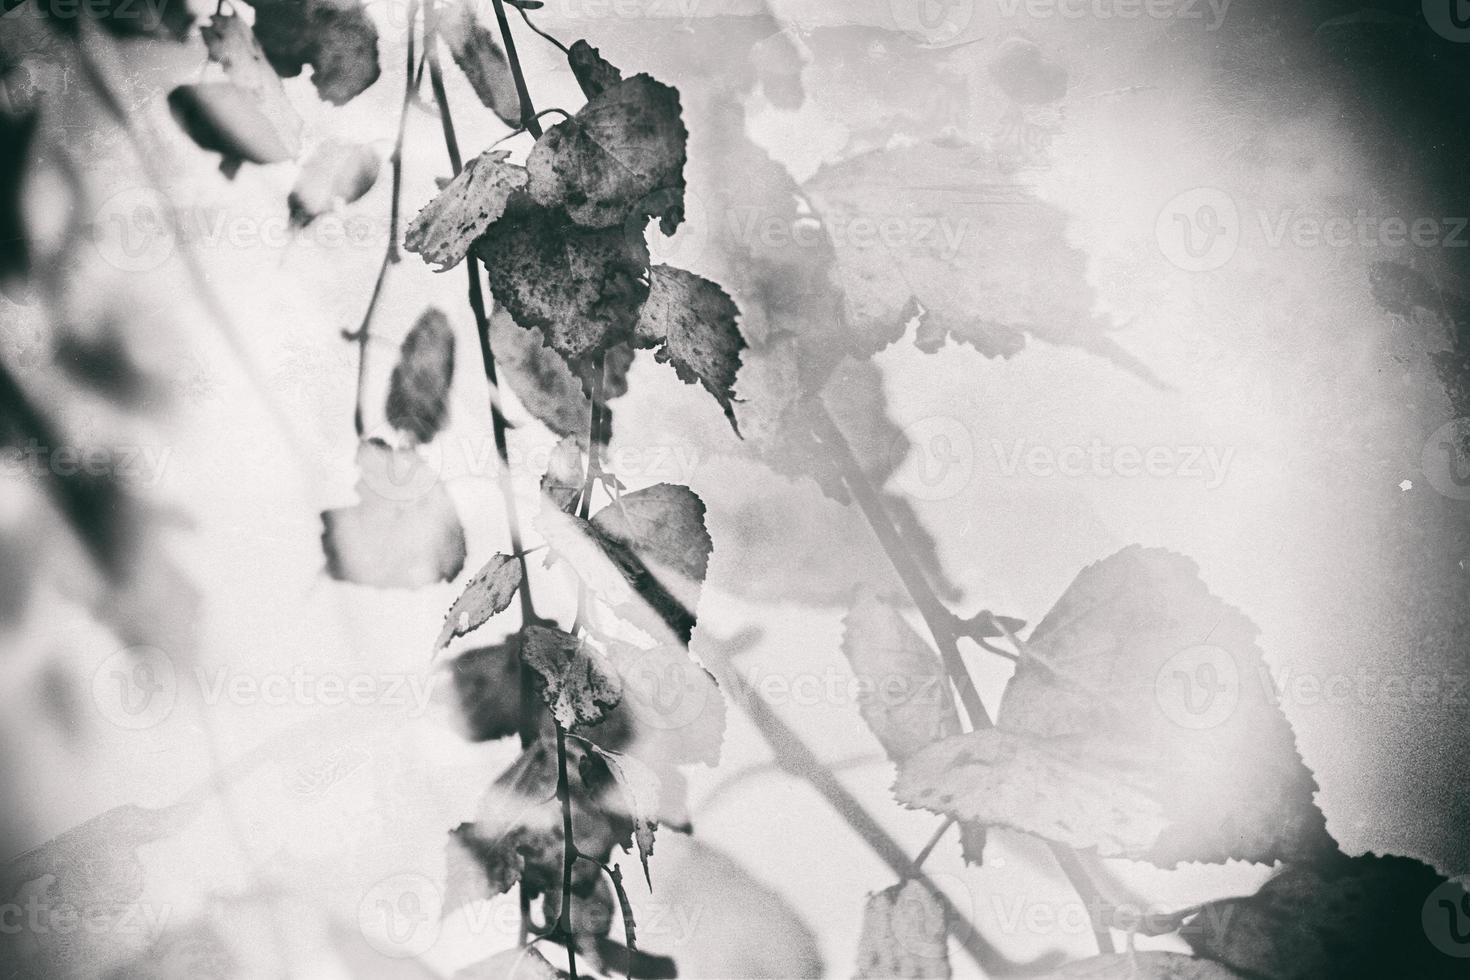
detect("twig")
(352, 0), (419, 436)
(910, 816), (956, 873)
(490, 0), (544, 138)
(811, 400), (1116, 954)
(516, 4), (571, 54)
(554, 723), (580, 980)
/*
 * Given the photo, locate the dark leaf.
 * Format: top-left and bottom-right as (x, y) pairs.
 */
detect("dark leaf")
(476, 197), (650, 362)
(168, 83), (296, 177)
(443, 741), (559, 911)
(248, 0), (381, 105)
(0, 110), (37, 289)
(1186, 855), (1470, 980)
(201, 12), (303, 159)
(434, 553), (522, 652)
(841, 589), (960, 764)
(590, 483), (711, 644)
(854, 880), (950, 979)
(634, 265), (744, 431)
(321, 439), (467, 588)
(288, 139), (379, 227)
(386, 308), (455, 444)
(439, 0), (521, 127)
(568, 39), (623, 98)
(525, 74), (687, 233)
(406, 149), (527, 272)
(490, 307), (629, 446)
(522, 624), (623, 729)
(449, 641), (524, 741)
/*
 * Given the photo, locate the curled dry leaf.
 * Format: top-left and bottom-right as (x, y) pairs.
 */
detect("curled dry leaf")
(841, 589), (960, 764)
(522, 625), (623, 729)
(895, 546), (1333, 868)
(567, 40), (624, 98)
(588, 743), (660, 886)
(1185, 854), (1470, 980)
(405, 149), (528, 272)
(201, 12), (303, 160)
(247, 0), (381, 106)
(288, 140), (380, 227)
(434, 553), (522, 652)
(385, 308), (455, 444)
(634, 265), (744, 431)
(477, 198), (650, 363)
(854, 880), (950, 979)
(320, 439), (466, 588)
(526, 74), (687, 233)
(439, 0), (521, 127)
(167, 83), (296, 178)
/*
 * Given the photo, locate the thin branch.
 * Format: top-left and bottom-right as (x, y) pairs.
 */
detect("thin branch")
(811, 399), (1116, 954)
(516, 4), (571, 54)
(490, 0), (544, 138)
(351, 0), (418, 436)
(554, 723), (580, 980)
(910, 816), (956, 873)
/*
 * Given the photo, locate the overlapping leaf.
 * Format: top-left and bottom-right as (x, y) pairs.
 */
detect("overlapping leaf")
(634, 265), (744, 430)
(201, 12), (303, 160)
(168, 83), (296, 177)
(475, 198), (650, 362)
(567, 40), (623, 98)
(448, 641), (525, 741)
(248, 0), (381, 105)
(489, 309), (630, 445)
(522, 625), (622, 729)
(439, 0), (521, 127)
(588, 743), (660, 886)
(895, 546), (1334, 867)
(405, 150), (528, 272)
(526, 74), (687, 233)
(589, 483), (711, 644)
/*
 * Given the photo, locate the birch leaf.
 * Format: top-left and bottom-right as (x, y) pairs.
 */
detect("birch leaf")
(439, 0), (521, 127)
(634, 265), (744, 431)
(854, 880), (950, 979)
(405, 150), (528, 272)
(386, 308), (455, 445)
(247, 0), (381, 106)
(288, 139), (379, 227)
(567, 40), (622, 98)
(201, 12), (303, 159)
(434, 554), (522, 652)
(522, 625), (623, 729)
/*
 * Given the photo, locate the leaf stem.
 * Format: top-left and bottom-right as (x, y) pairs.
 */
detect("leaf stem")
(910, 816), (956, 873)
(554, 722), (580, 979)
(351, 0), (419, 436)
(490, 0), (544, 138)
(811, 401), (1116, 954)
